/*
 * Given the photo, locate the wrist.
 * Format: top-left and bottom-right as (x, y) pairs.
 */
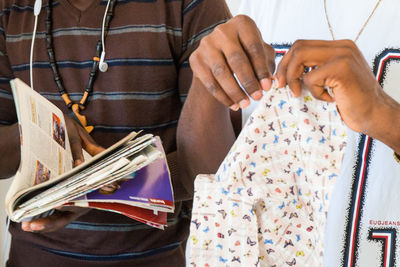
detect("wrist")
(188, 78), (230, 114)
(368, 94), (400, 153)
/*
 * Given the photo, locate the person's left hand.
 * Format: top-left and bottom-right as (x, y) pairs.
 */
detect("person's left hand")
(21, 116), (105, 233)
(189, 15), (276, 110)
(274, 39), (400, 140)
(21, 206), (91, 232)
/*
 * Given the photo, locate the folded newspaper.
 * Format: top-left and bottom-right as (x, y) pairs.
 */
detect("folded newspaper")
(5, 79), (174, 229)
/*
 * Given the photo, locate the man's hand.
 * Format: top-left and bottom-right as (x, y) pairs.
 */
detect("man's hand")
(65, 116), (104, 166)
(21, 206), (90, 232)
(22, 116), (104, 233)
(189, 15), (276, 110)
(275, 39), (400, 151)
(178, 16), (274, 192)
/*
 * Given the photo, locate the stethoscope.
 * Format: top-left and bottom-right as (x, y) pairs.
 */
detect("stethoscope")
(30, 0), (110, 90)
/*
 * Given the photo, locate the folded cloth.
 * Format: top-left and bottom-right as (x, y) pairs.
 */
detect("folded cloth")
(189, 86), (347, 266)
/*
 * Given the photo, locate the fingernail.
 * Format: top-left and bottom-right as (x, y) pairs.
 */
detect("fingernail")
(74, 159), (83, 166)
(230, 104), (239, 111)
(30, 223), (44, 231)
(250, 90), (263, 100)
(21, 222), (32, 232)
(239, 99), (250, 109)
(260, 78), (272, 91)
(272, 78), (280, 89)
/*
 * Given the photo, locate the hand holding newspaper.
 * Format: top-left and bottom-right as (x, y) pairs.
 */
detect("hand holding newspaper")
(5, 79), (174, 229)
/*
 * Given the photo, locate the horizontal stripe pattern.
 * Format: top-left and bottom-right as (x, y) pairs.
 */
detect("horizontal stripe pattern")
(6, 24), (182, 43)
(0, 0), (184, 17)
(0, 88), (12, 99)
(179, 94), (188, 102)
(183, 0), (203, 15)
(0, 1), (60, 16)
(181, 60), (190, 68)
(37, 88), (177, 101)
(182, 19), (228, 52)
(100, 0), (158, 4)
(66, 217), (181, 231)
(0, 119), (12, 125)
(93, 120), (178, 133)
(11, 58), (175, 71)
(0, 77), (10, 83)
(43, 241), (182, 261)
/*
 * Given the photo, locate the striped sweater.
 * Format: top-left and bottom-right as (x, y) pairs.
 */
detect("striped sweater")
(0, 0), (230, 266)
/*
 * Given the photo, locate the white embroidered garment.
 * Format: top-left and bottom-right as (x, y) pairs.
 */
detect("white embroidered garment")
(189, 87), (347, 266)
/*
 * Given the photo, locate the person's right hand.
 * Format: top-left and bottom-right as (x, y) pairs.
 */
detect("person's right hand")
(65, 116), (104, 166)
(189, 15), (276, 111)
(21, 116), (104, 233)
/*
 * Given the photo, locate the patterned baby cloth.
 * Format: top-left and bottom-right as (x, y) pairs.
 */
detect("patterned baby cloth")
(188, 86), (347, 266)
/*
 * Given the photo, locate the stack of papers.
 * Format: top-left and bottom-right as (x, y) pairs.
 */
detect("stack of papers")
(6, 79), (174, 229)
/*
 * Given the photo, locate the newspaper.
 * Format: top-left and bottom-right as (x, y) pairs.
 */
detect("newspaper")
(5, 79), (174, 228)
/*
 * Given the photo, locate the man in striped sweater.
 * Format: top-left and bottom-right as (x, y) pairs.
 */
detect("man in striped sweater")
(0, 0), (231, 266)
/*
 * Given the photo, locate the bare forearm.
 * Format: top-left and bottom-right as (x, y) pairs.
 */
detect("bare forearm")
(177, 78), (237, 194)
(0, 123), (20, 178)
(367, 93), (400, 154)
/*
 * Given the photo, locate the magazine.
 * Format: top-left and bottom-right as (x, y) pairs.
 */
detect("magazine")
(5, 79), (174, 229)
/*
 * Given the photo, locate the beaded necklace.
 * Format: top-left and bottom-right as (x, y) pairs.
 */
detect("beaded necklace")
(45, 0), (117, 133)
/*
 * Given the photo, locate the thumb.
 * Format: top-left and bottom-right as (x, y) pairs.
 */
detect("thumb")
(77, 126), (105, 156)
(64, 116), (84, 166)
(21, 210), (78, 232)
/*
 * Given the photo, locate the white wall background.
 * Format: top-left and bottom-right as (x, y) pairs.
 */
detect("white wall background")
(0, 0), (243, 265)
(226, 0), (242, 15)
